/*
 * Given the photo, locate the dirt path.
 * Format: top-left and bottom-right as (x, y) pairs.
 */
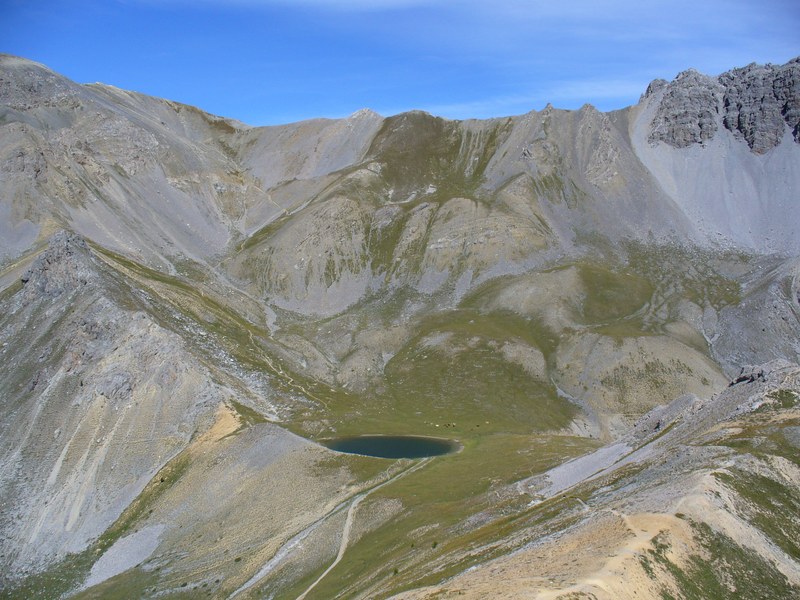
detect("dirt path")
(296, 458), (432, 600)
(534, 511), (684, 600)
(230, 457), (430, 599)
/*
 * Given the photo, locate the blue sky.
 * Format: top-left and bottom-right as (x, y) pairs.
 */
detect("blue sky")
(1, 0), (798, 125)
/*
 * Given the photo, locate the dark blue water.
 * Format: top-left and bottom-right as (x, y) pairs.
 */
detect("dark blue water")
(322, 435), (459, 458)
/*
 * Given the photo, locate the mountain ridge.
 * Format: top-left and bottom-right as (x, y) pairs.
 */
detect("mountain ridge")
(2, 53), (799, 271)
(1, 55), (798, 599)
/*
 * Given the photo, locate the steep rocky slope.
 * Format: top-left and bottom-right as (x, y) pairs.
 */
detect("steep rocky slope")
(0, 232), (223, 583)
(0, 55), (798, 599)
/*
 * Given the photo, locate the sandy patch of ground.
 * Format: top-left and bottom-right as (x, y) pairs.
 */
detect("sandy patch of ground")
(394, 511), (690, 599)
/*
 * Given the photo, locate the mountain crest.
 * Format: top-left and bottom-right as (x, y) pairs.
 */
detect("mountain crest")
(648, 57), (800, 153)
(21, 231), (97, 298)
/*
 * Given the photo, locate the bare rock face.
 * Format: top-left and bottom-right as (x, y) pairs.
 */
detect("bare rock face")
(649, 69), (723, 148)
(721, 58), (800, 153)
(20, 230), (97, 298)
(648, 57), (800, 153)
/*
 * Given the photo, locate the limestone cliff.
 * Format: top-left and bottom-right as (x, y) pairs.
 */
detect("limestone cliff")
(648, 57), (800, 153)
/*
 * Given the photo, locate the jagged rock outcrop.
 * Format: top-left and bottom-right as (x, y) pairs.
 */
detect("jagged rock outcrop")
(648, 58), (800, 153)
(721, 58), (800, 153)
(20, 231), (97, 298)
(649, 69), (723, 147)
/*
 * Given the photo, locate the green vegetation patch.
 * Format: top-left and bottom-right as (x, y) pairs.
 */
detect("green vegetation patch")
(639, 522), (797, 600)
(577, 262), (653, 325)
(298, 305), (577, 440)
(623, 241), (742, 311)
(285, 434), (597, 599)
(383, 341), (571, 433)
(714, 469), (800, 559)
(712, 417), (800, 466)
(762, 389), (799, 411)
(460, 260), (654, 342)
(600, 358), (695, 404)
(367, 112), (513, 201)
(2, 549), (99, 600)
(71, 568), (159, 600)
(229, 399), (269, 427)
(0, 277), (24, 302)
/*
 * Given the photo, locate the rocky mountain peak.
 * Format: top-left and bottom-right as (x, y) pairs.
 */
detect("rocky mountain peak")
(21, 230), (97, 298)
(648, 56), (800, 153)
(642, 78), (668, 99)
(348, 108), (383, 121)
(0, 54), (81, 112)
(648, 69), (723, 148)
(720, 58), (800, 153)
